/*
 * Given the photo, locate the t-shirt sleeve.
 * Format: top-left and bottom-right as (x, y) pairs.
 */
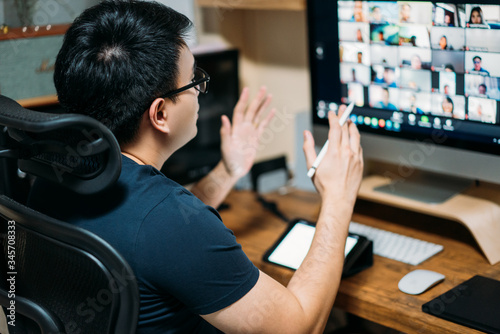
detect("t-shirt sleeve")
(135, 188), (259, 315)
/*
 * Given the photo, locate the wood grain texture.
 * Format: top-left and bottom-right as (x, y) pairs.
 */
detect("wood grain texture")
(221, 189), (499, 334)
(359, 175), (500, 265)
(197, 0), (305, 11)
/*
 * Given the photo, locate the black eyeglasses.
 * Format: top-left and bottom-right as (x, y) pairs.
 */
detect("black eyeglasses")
(162, 67), (210, 98)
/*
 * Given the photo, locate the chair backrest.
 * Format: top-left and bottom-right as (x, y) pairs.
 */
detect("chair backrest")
(0, 128), (31, 204)
(0, 195), (139, 334)
(0, 95), (121, 195)
(0, 95), (139, 333)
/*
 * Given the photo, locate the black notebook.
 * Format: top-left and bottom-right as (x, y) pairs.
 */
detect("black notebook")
(422, 275), (500, 334)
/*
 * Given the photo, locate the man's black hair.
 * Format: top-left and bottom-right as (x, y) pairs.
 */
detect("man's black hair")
(54, 0), (193, 144)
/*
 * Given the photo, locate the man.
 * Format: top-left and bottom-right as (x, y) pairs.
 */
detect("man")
(382, 67), (397, 88)
(357, 51), (363, 64)
(28, 1), (363, 333)
(375, 87), (398, 111)
(478, 84), (487, 96)
(472, 56), (490, 76)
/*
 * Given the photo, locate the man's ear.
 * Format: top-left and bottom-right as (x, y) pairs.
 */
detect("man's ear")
(147, 98), (170, 134)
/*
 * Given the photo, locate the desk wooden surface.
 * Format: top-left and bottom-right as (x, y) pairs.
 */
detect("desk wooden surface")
(220, 189), (500, 334)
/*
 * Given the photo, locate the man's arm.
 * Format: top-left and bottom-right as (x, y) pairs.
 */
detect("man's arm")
(202, 107), (364, 333)
(189, 161), (239, 209)
(190, 86), (275, 208)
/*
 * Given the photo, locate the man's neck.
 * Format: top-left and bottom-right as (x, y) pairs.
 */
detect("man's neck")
(120, 115), (177, 170)
(121, 144), (169, 170)
(122, 151), (149, 166)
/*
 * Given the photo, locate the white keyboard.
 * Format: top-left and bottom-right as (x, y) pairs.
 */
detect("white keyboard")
(349, 222), (444, 265)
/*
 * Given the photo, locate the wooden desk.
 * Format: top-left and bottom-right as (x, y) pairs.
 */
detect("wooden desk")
(220, 189), (500, 334)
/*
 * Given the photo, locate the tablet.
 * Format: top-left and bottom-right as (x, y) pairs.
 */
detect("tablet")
(263, 219), (364, 271)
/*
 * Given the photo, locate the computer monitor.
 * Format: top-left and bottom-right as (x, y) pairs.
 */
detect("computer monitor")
(307, 0), (500, 203)
(161, 49), (239, 185)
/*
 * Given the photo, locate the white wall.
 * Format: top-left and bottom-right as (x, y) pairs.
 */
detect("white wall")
(155, 0), (197, 46)
(198, 8), (311, 165)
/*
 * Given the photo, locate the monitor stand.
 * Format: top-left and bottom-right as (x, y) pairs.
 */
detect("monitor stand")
(373, 171), (473, 204)
(358, 173), (500, 265)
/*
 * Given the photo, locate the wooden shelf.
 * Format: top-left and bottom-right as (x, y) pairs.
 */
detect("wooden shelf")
(358, 175), (500, 265)
(196, 0), (305, 11)
(17, 95), (59, 108)
(0, 24), (70, 41)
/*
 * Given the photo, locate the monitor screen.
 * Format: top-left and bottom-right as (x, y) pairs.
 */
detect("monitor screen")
(308, 0), (500, 185)
(161, 49), (239, 185)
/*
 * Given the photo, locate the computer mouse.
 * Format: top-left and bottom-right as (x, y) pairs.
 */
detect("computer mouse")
(398, 269), (445, 295)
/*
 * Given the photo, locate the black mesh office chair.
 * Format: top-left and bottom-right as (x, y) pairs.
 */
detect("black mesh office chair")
(0, 95), (139, 333)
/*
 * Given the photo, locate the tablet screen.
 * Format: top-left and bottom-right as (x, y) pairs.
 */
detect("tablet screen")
(267, 221), (359, 270)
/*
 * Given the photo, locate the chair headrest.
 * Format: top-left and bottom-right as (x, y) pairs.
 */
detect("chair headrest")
(0, 95), (121, 194)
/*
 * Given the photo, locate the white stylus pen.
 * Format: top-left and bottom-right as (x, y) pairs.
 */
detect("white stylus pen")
(307, 102), (356, 178)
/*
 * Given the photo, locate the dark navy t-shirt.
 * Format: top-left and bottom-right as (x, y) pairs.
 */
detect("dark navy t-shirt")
(28, 155), (259, 333)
